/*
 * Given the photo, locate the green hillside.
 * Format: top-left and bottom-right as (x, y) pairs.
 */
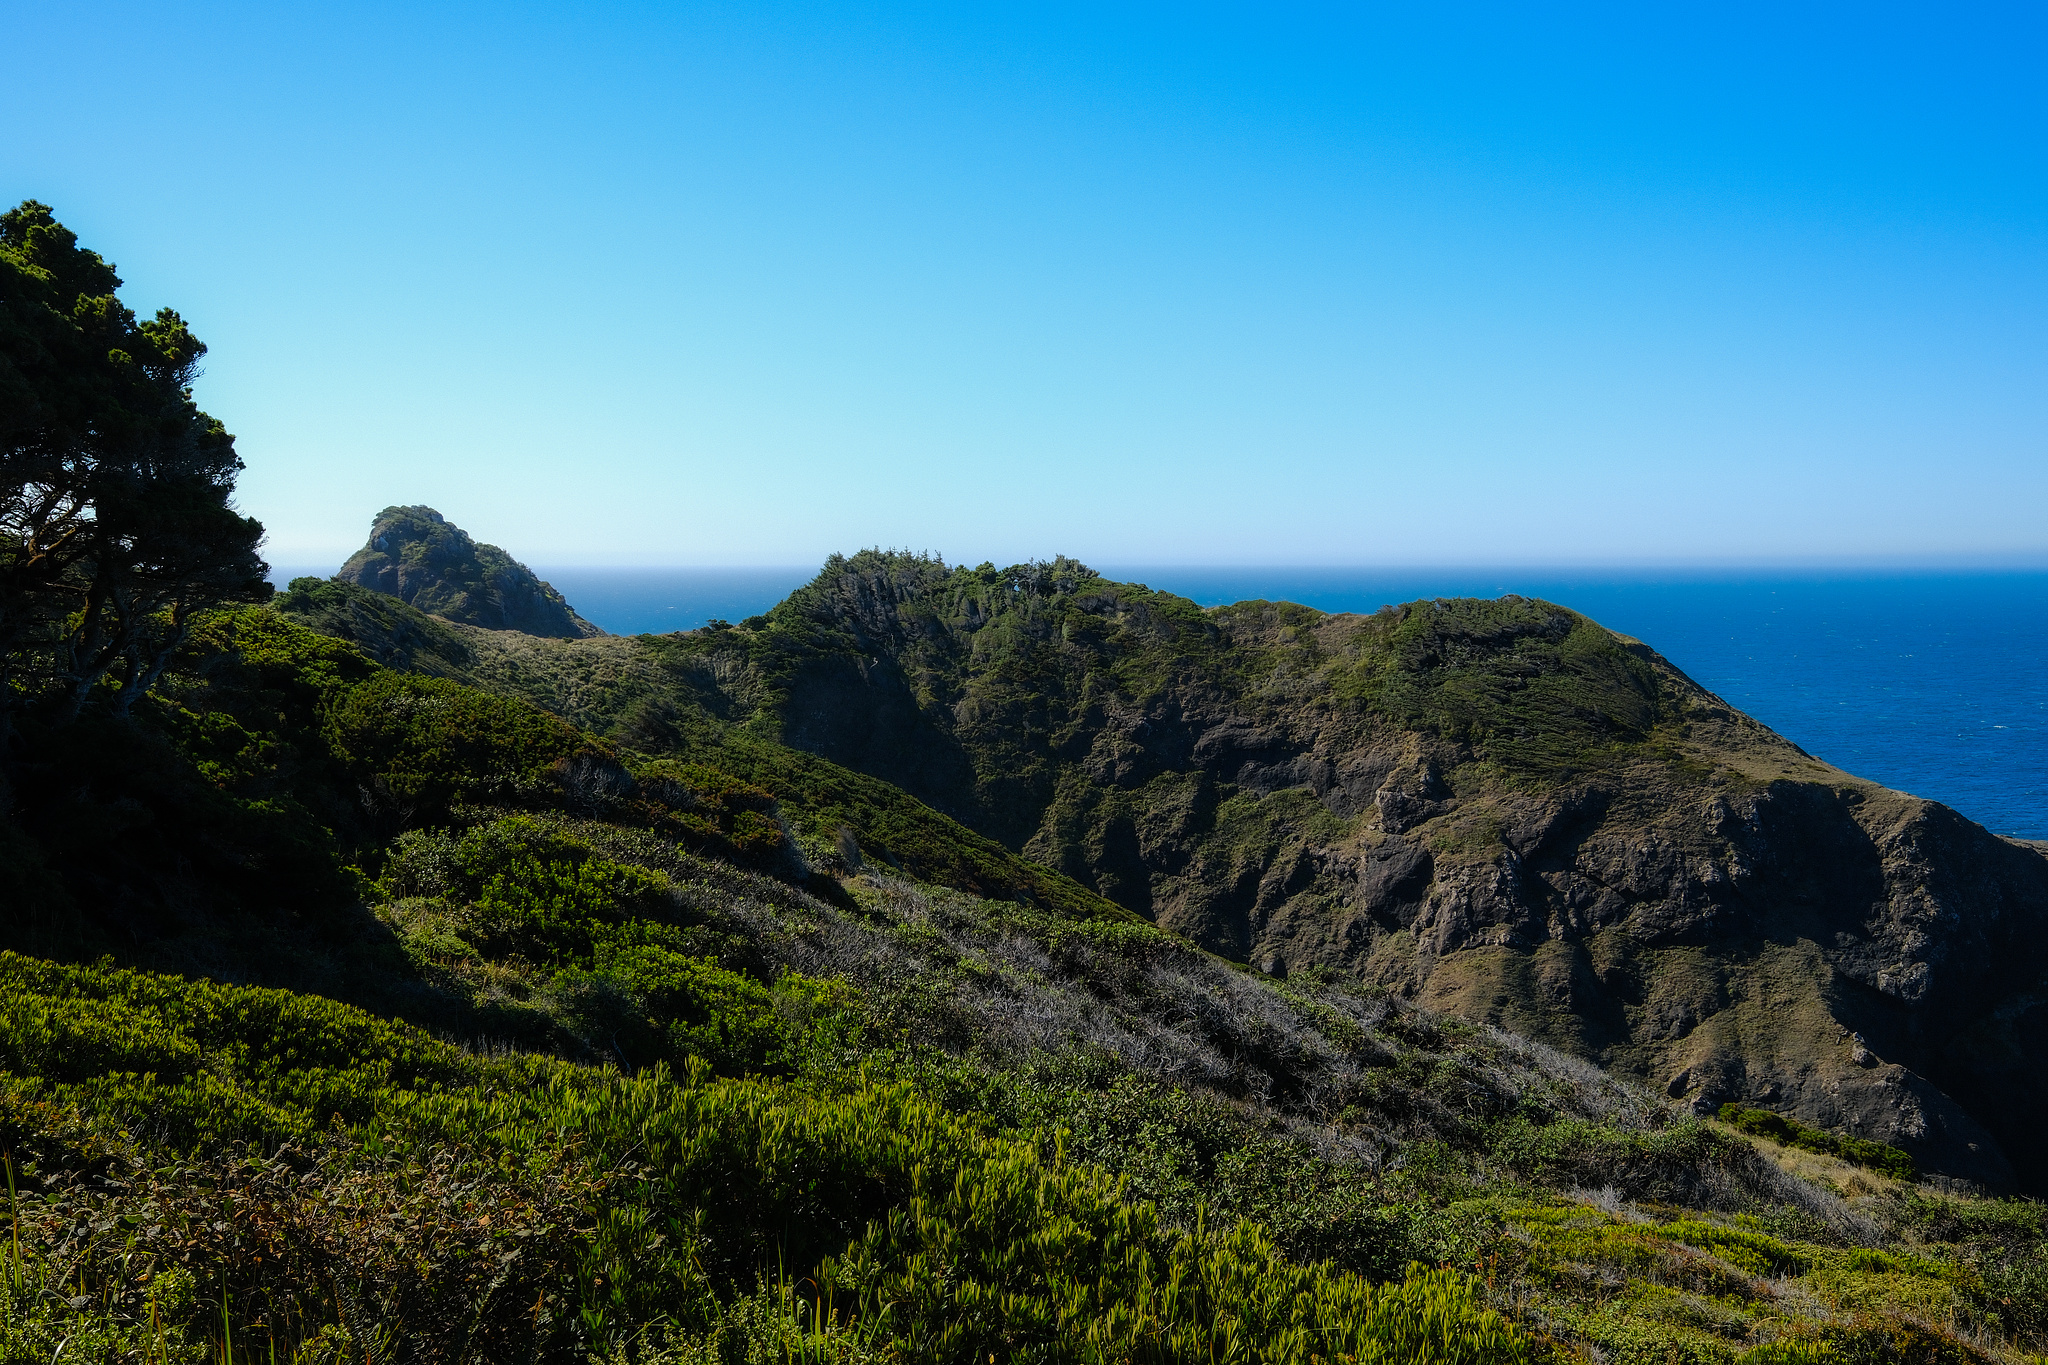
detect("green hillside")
(0, 592), (2036, 1361)
(4, 202), (2045, 1363)
(284, 549), (2048, 1197)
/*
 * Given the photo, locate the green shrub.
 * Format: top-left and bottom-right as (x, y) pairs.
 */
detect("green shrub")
(1489, 1115), (1759, 1204)
(387, 1066), (1539, 1363)
(324, 671), (598, 822)
(1346, 599), (1669, 781)
(637, 760), (787, 863)
(1660, 1219), (1810, 1277)
(1736, 1341), (1837, 1364)
(699, 737), (1133, 920)
(1718, 1104), (1915, 1180)
(0, 951), (506, 1150)
(575, 947), (788, 1074)
(2, 1118), (589, 1363)
(378, 817), (842, 1076)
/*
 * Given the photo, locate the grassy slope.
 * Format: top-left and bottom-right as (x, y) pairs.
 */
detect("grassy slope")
(273, 577), (1130, 922)
(266, 562), (2048, 1196)
(0, 597), (2041, 1361)
(0, 602), (1527, 1361)
(270, 568), (1712, 938)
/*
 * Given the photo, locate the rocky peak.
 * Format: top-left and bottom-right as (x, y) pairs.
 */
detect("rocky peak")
(646, 568), (2048, 1190)
(334, 506), (604, 639)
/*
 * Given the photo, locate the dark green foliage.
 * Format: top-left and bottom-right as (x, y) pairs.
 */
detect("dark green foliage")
(269, 574), (481, 678)
(0, 957), (1536, 1363)
(702, 735), (1136, 918)
(387, 817), (672, 963)
(822, 1182), (1533, 1364)
(672, 558), (1676, 813)
(1346, 596), (1671, 780)
(336, 504), (601, 638)
(0, 201), (267, 730)
(1721, 1102), (1918, 1180)
(265, 543), (2048, 1219)
(0, 704), (358, 963)
(6, 919), (2034, 1363)
(0, 951), (507, 1150)
(1885, 1189), (2048, 1341)
(1890, 1188), (2046, 1247)
(0, 583), (2034, 1363)
(636, 758), (787, 862)
(978, 1065), (1439, 1280)
(428, 1068), (1530, 1363)
(265, 578), (1131, 916)
(1490, 1115), (1765, 1205)
(11, 218), (2046, 1362)
(324, 671), (600, 823)
(0, 544), (2017, 1365)
(690, 550), (1250, 851)
(0, 604), (608, 970)
(378, 813), (837, 1076)
(380, 551), (1703, 941)
(8, 1129), (592, 1364)
(1, 676), (2040, 1363)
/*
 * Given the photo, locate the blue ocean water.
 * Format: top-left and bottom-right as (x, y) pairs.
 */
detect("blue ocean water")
(269, 564), (2048, 840)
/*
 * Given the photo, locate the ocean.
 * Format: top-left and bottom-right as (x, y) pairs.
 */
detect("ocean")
(269, 564), (2048, 841)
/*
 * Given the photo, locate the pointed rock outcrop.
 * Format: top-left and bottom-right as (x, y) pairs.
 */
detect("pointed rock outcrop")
(335, 505), (604, 639)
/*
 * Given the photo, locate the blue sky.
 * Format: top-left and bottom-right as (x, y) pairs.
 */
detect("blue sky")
(10, 2), (2047, 567)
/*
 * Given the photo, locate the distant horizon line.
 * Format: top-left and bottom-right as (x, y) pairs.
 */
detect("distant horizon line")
(265, 558), (2048, 577)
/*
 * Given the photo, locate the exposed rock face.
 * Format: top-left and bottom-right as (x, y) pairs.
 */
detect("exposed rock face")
(641, 555), (2048, 1191)
(289, 546), (2048, 1191)
(334, 506), (603, 639)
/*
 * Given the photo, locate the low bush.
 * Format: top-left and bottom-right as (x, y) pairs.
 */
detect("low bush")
(1489, 1115), (1768, 1208)
(0, 951), (501, 1150)
(0, 942), (1548, 1364)
(636, 759), (787, 863)
(2, 595), (2040, 1365)
(8, 1137), (590, 1362)
(324, 672), (599, 823)
(378, 816), (847, 1075)
(1720, 1103), (1917, 1181)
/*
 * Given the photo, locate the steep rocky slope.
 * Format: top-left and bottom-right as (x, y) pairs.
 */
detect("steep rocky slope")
(278, 550), (2048, 1192)
(337, 505), (604, 638)
(9, 566), (2040, 1363)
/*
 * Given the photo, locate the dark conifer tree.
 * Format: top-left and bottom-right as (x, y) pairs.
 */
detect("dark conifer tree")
(0, 200), (267, 736)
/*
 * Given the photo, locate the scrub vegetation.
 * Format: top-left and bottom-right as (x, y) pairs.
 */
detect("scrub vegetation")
(4, 203), (2044, 1362)
(1, 599), (2042, 1362)
(303, 542), (2048, 1202)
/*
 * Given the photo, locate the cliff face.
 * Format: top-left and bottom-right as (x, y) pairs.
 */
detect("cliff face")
(633, 553), (2048, 1191)
(334, 506), (603, 639)
(279, 546), (2048, 1191)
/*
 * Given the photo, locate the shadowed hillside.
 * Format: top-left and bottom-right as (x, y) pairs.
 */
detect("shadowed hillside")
(11, 204), (2043, 1365)
(278, 550), (2048, 1194)
(7, 593), (2044, 1363)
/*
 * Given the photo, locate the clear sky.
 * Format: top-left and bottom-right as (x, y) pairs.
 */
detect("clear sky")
(10, 2), (2047, 567)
